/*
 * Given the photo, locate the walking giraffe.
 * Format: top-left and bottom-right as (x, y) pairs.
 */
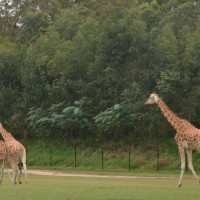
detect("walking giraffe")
(145, 92), (200, 187)
(0, 123), (28, 184)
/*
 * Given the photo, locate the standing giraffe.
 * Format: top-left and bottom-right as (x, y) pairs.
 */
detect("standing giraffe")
(145, 92), (200, 187)
(0, 141), (20, 184)
(0, 123), (28, 184)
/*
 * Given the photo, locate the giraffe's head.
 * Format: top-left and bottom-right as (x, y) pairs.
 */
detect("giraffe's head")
(145, 93), (159, 105)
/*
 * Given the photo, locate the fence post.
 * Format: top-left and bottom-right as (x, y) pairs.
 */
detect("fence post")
(156, 146), (160, 171)
(102, 147), (104, 169)
(49, 146), (52, 166)
(25, 144), (28, 165)
(128, 148), (131, 170)
(74, 146), (77, 168)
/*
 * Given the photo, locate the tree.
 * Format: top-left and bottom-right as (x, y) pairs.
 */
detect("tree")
(20, 11), (51, 43)
(22, 31), (65, 110)
(1, 0), (200, 143)
(49, 5), (90, 40)
(94, 83), (146, 143)
(0, 38), (23, 120)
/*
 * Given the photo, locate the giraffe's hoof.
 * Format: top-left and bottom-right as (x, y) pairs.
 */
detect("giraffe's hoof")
(177, 183), (182, 188)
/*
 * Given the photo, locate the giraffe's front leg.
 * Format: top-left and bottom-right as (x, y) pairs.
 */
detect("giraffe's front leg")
(177, 146), (185, 187)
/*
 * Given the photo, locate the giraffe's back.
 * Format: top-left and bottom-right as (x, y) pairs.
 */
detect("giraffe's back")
(5, 140), (25, 156)
(175, 127), (200, 150)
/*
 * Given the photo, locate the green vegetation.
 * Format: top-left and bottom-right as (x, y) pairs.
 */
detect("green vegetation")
(1, 0), (200, 146)
(2, 174), (200, 200)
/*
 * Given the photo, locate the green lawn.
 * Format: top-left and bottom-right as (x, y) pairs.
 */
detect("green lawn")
(1, 174), (200, 200)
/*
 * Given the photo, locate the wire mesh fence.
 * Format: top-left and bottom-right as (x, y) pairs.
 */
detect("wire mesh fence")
(25, 143), (181, 171)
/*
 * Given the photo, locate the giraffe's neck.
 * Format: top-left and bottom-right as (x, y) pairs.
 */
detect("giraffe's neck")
(157, 98), (181, 130)
(0, 126), (15, 142)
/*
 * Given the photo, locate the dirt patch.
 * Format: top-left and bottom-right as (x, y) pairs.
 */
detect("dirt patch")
(27, 169), (176, 179)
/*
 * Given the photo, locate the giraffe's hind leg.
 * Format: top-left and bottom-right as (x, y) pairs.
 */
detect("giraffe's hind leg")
(186, 149), (200, 184)
(23, 163), (28, 184)
(0, 159), (5, 184)
(21, 149), (28, 184)
(18, 163), (22, 184)
(6, 157), (16, 183)
(10, 158), (19, 185)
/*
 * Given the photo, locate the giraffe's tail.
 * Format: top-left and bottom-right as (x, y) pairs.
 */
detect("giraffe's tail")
(18, 162), (22, 174)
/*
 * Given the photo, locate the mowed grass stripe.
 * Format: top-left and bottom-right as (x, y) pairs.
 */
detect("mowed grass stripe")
(0, 174), (200, 200)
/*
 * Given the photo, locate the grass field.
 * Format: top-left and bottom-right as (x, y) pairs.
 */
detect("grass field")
(1, 173), (200, 200)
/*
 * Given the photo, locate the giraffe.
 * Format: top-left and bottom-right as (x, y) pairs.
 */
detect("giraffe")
(0, 123), (28, 185)
(145, 92), (200, 187)
(0, 140), (7, 183)
(0, 141), (20, 184)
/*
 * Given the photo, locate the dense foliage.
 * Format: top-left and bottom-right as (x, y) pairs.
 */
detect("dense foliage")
(1, 0), (200, 144)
